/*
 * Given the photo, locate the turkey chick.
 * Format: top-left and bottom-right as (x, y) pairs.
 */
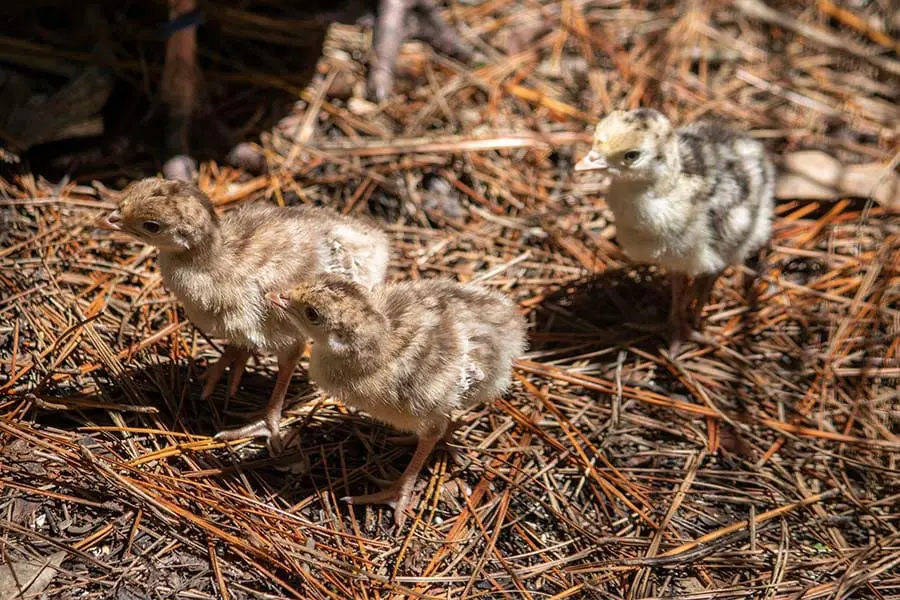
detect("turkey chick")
(98, 178), (390, 449)
(268, 274), (527, 526)
(575, 108), (774, 347)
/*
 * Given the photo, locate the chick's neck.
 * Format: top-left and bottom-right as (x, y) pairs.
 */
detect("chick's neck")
(160, 223), (223, 265)
(329, 316), (392, 370)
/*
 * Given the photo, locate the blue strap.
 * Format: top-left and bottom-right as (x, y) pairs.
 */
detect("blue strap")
(161, 8), (205, 38)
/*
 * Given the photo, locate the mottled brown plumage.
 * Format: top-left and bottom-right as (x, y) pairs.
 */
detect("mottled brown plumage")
(98, 178), (390, 448)
(270, 274), (527, 526)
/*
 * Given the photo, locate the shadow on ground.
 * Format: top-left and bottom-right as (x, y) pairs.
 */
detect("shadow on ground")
(528, 265), (675, 357)
(26, 352), (460, 522)
(1, 1), (380, 182)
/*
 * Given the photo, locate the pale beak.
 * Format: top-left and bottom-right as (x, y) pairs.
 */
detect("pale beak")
(574, 151), (608, 172)
(265, 291), (288, 309)
(96, 209), (123, 231)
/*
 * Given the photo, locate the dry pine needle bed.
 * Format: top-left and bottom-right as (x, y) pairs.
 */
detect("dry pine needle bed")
(0, 1), (898, 598)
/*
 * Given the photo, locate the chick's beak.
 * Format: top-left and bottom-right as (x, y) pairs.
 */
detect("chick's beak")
(574, 151), (608, 172)
(265, 291), (289, 309)
(97, 210), (123, 231)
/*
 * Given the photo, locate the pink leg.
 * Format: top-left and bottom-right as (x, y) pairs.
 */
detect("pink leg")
(201, 345), (241, 401)
(668, 273), (691, 353)
(214, 345), (302, 453)
(385, 433), (419, 445)
(387, 419), (461, 444)
(689, 272), (721, 330)
(342, 423), (445, 527)
(227, 349), (251, 397)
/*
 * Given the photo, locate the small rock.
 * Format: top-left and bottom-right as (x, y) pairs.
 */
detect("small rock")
(347, 97), (378, 117)
(458, 108), (482, 128)
(327, 69), (357, 100)
(162, 155), (197, 182)
(776, 150), (899, 207)
(226, 143), (267, 174)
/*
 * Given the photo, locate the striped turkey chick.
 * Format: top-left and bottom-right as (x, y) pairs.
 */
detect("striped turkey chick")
(98, 178), (389, 449)
(269, 274), (527, 526)
(575, 109), (774, 347)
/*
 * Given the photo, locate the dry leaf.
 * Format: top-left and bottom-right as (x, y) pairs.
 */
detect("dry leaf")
(0, 551), (66, 599)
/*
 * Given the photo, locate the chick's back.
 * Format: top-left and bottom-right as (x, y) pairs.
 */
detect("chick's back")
(382, 280), (526, 405)
(162, 203), (389, 351)
(676, 121), (775, 269)
(313, 280), (527, 434)
(221, 204), (389, 289)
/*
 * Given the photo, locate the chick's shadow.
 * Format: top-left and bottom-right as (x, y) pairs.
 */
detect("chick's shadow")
(529, 265), (676, 357)
(175, 353), (472, 516)
(526, 259), (776, 464)
(27, 353), (316, 442)
(30, 352), (438, 515)
(178, 356), (446, 516)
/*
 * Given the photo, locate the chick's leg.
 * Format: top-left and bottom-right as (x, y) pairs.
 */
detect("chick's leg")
(201, 345), (242, 400)
(385, 416), (464, 465)
(228, 349), (251, 396)
(260, 346), (303, 449)
(668, 272), (692, 353)
(689, 272), (721, 330)
(342, 424), (444, 527)
(214, 345), (302, 453)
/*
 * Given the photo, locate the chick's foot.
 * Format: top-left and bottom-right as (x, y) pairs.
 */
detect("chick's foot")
(214, 417), (284, 454)
(343, 427), (443, 526)
(369, 0), (473, 102)
(212, 346), (299, 454)
(342, 481), (415, 527)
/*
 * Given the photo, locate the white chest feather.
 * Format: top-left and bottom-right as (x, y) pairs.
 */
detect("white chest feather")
(308, 354), (430, 433)
(159, 257), (294, 350)
(606, 180), (724, 275)
(609, 184), (686, 260)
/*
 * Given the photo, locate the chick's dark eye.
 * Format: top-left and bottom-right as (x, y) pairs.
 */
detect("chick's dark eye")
(623, 150), (641, 162)
(142, 220), (161, 233)
(304, 306), (321, 324)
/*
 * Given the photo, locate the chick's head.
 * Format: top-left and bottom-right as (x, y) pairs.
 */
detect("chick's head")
(268, 274), (387, 357)
(575, 109), (674, 180)
(99, 178), (219, 252)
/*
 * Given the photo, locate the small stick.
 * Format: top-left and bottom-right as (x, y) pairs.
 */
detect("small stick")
(657, 488), (839, 559)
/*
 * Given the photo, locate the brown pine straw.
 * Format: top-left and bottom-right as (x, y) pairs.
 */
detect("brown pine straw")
(1, 0), (899, 598)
